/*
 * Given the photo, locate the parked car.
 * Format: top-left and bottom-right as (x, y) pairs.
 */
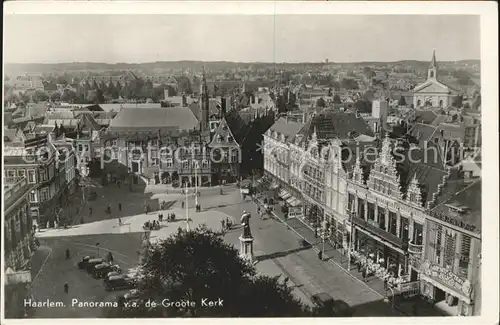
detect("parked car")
(104, 275), (137, 291)
(92, 263), (121, 279)
(77, 256), (95, 269)
(85, 258), (106, 273)
(311, 292), (355, 317)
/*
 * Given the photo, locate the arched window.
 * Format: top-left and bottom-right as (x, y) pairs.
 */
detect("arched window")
(430, 71), (434, 78)
(439, 100), (443, 107)
(417, 99), (421, 107)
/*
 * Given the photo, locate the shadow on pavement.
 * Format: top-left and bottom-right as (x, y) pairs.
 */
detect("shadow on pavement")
(256, 246), (312, 262)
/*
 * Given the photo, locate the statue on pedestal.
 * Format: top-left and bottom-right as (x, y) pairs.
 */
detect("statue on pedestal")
(240, 211), (252, 238)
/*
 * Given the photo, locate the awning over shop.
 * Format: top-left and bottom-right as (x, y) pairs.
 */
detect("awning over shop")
(290, 198), (302, 207)
(281, 192), (292, 200)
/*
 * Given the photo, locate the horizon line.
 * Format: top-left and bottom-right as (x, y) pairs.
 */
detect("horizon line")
(5, 58), (481, 66)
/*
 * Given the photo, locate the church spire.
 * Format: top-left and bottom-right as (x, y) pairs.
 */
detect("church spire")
(200, 66), (209, 132)
(429, 50), (437, 68)
(428, 50), (438, 80)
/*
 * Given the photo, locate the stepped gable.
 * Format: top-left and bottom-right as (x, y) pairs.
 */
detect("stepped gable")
(392, 139), (448, 206)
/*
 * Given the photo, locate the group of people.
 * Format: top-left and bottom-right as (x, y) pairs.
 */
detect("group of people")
(220, 217), (233, 233)
(160, 213), (176, 222)
(144, 220), (160, 231)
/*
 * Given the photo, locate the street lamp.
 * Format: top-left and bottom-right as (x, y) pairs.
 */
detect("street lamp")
(185, 183), (190, 231)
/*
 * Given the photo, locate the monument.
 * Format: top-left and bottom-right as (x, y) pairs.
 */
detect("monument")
(239, 211), (254, 262)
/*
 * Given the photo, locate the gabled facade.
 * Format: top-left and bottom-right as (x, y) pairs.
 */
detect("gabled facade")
(413, 51), (459, 109)
(208, 117), (241, 184)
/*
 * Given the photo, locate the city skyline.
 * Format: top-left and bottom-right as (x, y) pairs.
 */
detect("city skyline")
(4, 15), (480, 64)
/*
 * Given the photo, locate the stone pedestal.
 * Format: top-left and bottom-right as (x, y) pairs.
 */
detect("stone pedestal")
(239, 235), (254, 262)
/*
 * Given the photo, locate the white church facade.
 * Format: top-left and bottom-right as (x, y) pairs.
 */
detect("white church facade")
(413, 51), (459, 109)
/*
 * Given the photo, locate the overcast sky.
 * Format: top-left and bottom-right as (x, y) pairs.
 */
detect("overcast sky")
(4, 15), (480, 63)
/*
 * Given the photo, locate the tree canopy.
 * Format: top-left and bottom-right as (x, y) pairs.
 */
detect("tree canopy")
(316, 97), (327, 108)
(340, 78), (359, 90)
(109, 226), (311, 318)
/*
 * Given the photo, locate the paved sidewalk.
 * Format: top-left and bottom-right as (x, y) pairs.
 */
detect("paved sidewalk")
(256, 197), (447, 317)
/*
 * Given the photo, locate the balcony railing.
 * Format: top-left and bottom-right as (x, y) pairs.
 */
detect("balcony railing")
(408, 241), (423, 255)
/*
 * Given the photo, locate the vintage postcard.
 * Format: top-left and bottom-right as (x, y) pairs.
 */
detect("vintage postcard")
(2, 1), (498, 324)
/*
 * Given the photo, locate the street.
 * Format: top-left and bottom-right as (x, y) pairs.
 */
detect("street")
(30, 184), (414, 317)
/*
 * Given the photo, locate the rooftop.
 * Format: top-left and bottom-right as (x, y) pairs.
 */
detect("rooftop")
(268, 117), (305, 139)
(107, 106), (199, 133)
(431, 179), (481, 234)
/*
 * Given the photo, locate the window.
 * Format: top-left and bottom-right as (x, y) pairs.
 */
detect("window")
(151, 158), (159, 166)
(112, 139), (118, 147)
(227, 135), (233, 142)
(28, 170), (36, 183)
(7, 170), (15, 178)
(435, 225), (443, 264)
(17, 170), (26, 177)
(458, 235), (471, 276)
(182, 160), (189, 169)
(151, 139), (158, 147)
(443, 230), (457, 269)
(40, 188), (49, 201)
(217, 135), (223, 142)
(29, 192), (37, 203)
(192, 160), (199, 168)
(202, 160), (209, 169)
(166, 159), (173, 168)
(40, 169), (47, 182)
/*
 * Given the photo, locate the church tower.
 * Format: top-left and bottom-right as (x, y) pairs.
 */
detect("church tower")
(428, 50), (438, 80)
(200, 67), (209, 133)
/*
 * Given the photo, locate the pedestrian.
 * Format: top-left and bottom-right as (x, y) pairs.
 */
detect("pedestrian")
(89, 207), (92, 216)
(318, 251), (323, 261)
(362, 268), (367, 282)
(118, 218), (122, 226)
(66, 248), (70, 260)
(283, 276), (289, 285)
(357, 262), (361, 272)
(314, 228), (318, 238)
(119, 203), (122, 211)
(64, 283), (69, 293)
(182, 201), (185, 209)
(117, 180), (121, 188)
(221, 218), (226, 231)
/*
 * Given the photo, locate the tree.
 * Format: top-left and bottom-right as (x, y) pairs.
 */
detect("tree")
(176, 76), (193, 94)
(316, 97), (327, 108)
(32, 90), (49, 103)
(363, 67), (376, 79)
(451, 95), (463, 108)
(472, 93), (481, 110)
(355, 100), (371, 114)
(50, 91), (61, 102)
(109, 226), (311, 318)
(341, 78), (359, 90)
(398, 96), (407, 106)
(60, 89), (77, 103)
(452, 69), (472, 86)
(333, 94), (342, 104)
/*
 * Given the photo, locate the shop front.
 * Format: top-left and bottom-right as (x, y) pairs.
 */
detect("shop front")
(420, 259), (474, 316)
